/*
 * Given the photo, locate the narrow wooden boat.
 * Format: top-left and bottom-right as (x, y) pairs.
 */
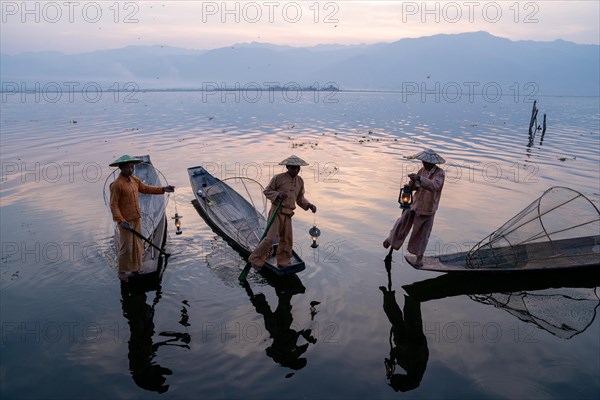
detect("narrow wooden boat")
(106, 155), (169, 289)
(405, 187), (600, 273)
(405, 235), (600, 273)
(188, 165), (305, 276)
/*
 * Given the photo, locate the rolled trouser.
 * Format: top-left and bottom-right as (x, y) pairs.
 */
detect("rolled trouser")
(386, 211), (435, 256)
(249, 212), (293, 267)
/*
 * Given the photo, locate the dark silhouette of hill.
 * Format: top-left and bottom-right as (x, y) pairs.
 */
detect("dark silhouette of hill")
(2, 32), (597, 95)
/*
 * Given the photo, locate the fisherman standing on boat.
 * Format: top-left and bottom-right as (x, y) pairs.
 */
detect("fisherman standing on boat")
(249, 155), (317, 270)
(109, 155), (175, 281)
(383, 149), (445, 267)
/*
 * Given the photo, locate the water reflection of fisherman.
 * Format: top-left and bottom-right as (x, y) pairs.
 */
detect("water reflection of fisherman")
(380, 267), (429, 392)
(243, 280), (317, 373)
(120, 284), (190, 393)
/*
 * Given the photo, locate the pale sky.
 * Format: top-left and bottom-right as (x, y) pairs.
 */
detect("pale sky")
(1, 0), (599, 54)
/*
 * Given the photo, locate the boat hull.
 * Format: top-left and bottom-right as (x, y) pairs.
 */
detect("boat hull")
(404, 235), (600, 273)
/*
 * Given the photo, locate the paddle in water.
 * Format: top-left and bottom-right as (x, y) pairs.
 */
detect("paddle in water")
(238, 199), (283, 282)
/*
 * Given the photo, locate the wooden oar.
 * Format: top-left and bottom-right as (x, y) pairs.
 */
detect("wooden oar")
(238, 198), (283, 282)
(122, 222), (171, 258)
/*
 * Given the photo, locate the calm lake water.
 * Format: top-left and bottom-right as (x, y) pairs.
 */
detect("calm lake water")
(1, 91), (599, 399)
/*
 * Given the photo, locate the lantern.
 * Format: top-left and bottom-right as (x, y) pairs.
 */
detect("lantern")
(309, 225), (321, 248)
(399, 184), (413, 210)
(172, 212), (183, 235)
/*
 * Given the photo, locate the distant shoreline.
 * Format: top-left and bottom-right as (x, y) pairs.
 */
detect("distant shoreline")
(1, 87), (599, 99)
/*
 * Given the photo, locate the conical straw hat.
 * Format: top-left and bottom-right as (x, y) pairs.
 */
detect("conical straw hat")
(412, 149), (445, 164)
(109, 155), (143, 167)
(279, 155), (309, 166)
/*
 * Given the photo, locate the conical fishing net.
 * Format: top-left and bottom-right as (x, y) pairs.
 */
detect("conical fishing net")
(466, 187), (600, 269)
(135, 161), (167, 239)
(201, 177), (268, 250)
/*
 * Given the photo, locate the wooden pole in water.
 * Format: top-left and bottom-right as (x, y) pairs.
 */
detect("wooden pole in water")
(528, 100), (537, 134)
(539, 113), (547, 145)
(542, 114), (547, 134)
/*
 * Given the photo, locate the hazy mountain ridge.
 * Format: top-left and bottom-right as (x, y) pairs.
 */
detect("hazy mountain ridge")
(1, 32), (598, 95)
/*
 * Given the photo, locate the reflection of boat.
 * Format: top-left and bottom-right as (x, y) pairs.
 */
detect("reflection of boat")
(403, 270), (600, 339)
(105, 155), (169, 288)
(405, 187), (600, 272)
(188, 165), (305, 276)
(403, 269), (600, 302)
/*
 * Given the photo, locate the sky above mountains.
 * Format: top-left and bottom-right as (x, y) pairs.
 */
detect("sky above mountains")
(1, 0), (599, 55)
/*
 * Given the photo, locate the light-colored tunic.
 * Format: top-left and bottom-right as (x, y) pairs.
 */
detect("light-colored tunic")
(249, 172), (312, 267)
(386, 166), (445, 256)
(263, 172), (311, 216)
(109, 175), (165, 272)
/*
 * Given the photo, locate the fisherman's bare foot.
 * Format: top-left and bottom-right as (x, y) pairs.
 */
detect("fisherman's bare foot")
(250, 262), (261, 271)
(415, 256), (424, 267)
(118, 272), (128, 282)
(133, 268), (144, 274)
(383, 239), (390, 249)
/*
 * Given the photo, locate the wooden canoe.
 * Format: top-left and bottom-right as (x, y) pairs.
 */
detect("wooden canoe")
(188, 165), (305, 276)
(405, 235), (600, 273)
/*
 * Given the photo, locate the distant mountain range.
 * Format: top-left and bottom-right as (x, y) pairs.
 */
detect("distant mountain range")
(1, 32), (598, 96)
